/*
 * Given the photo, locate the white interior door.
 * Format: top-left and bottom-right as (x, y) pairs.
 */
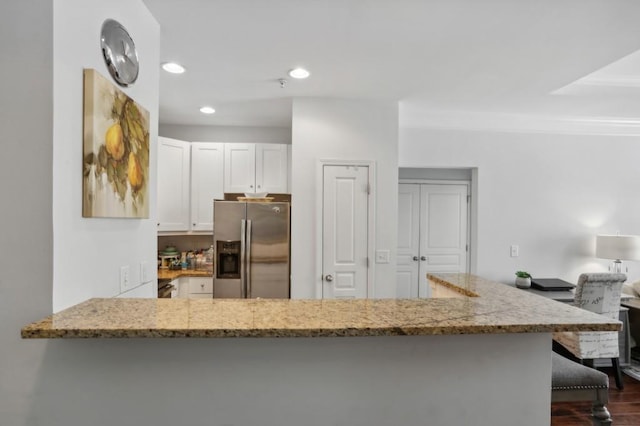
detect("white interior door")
(418, 184), (469, 295)
(322, 165), (369, 299)
(397, 183), (469, 298)
(396, 184), (420, 298)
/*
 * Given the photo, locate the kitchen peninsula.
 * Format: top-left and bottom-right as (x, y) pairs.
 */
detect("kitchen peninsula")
(22, 273), (620, 426)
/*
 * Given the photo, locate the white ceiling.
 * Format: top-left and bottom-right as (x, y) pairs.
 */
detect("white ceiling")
(143, 0), (640, 129)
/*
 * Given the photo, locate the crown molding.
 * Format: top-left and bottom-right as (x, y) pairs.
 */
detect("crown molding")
(574, 75), (640, 88)
(399, 109), (640, 136)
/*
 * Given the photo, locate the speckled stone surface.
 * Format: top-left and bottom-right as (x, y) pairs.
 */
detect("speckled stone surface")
(157, 269), (212, 280)
(21, 273), (621, 339)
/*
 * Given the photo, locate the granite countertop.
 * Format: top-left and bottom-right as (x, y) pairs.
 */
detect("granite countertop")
(157, 269), (212, 280)
(21, 273), (621, 339)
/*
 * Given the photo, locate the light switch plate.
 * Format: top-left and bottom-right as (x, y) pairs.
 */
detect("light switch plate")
(120, 265), (131, 293)
(375, 249), (390, 264)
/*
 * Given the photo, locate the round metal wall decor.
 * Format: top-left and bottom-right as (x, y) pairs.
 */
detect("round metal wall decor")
(100, 19), (139, 87)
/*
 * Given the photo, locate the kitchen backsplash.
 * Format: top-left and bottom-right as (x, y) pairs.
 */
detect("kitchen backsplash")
(158, 234), (213, 253)
(158, 234), (214, 270)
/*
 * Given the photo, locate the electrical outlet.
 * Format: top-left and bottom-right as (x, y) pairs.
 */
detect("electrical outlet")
(375, 249), (390, 264)
(120, 265), (131, 293)
(510, 245), (519, 257)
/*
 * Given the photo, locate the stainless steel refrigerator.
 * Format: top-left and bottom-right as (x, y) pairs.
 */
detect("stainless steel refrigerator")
(213, 200), (290, 298)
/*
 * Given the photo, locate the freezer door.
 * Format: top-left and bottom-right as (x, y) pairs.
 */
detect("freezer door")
(246, 202), (290, 298)
(213, 201), (246, 298)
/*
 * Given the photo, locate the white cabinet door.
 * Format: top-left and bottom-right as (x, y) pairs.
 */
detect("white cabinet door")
(186, 277), (214, 295)
(255, 143), (288, 193)
(157, 137), (190, 231)
(224, 143), (290, 194)
(191, 143), (224, 231)
(224, 143), (256, 193)
(176, 278), (188, 298)
(287, 144), (292, 194)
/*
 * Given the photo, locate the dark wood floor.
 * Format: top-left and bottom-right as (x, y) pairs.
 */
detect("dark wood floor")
(551, 367), (640, 425)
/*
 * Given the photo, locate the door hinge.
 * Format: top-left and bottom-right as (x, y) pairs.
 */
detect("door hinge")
(366, 257), (370, 268)
(366, 183), (371, 195)
(466, 244), (469, 252)
(467, 195), (471, 203)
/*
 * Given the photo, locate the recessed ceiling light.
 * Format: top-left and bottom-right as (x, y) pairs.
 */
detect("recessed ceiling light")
(162, 62), (186, 74)
(199, 106), (215, 114)
(288, 68), (310, 79)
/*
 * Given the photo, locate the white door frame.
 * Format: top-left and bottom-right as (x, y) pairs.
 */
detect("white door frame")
(399, 179), (472, 276)
(316, 159), (376, 299)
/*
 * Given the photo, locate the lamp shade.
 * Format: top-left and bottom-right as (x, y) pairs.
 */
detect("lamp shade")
(595, 235), (640, 261)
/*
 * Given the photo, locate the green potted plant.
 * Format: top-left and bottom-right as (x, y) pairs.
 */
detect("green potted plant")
(515, 271), (532, 288)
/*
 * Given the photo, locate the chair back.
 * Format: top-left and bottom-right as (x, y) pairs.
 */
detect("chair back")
(574, 273), (626, 320)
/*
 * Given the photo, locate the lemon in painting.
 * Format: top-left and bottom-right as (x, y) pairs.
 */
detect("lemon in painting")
(127, 152), (143, 190)
(105, 123), (125, 160)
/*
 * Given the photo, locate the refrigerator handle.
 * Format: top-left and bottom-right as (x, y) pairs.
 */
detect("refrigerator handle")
(246, 219), (252, 298)
(240, 219), (247, 298)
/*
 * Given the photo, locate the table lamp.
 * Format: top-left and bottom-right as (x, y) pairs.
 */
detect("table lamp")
(595, 234), (640, 273)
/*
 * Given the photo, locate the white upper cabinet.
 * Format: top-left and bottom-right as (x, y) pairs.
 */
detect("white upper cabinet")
(256, 144), (289, 194)
(224, 143), (289, 194)
(190, 143), (224, 231)
(157, 137), (190, 232)
(158, 140), (289, 234)
(224, 143), (256, 193)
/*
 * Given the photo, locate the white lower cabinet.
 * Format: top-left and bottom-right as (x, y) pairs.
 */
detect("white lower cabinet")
(170, 279), (179, 298)
(176, 278), (189, 298)
(176, 277), (213, 299)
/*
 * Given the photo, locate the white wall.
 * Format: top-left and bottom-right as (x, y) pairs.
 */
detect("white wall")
(0, 2), (54, 423)
(52, 0), (160, 311)
(399, 126), (640, 284)
(159, 123), (291, 144)
(291, 98), (399, 298)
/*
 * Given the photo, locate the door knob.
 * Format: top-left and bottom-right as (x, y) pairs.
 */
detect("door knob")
(325, 274), (334, 282)
(412, 256), (419, 261)
(420, 256), (427, 261)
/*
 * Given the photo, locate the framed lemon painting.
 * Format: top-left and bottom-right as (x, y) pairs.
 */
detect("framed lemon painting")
(82, 69), (150, 218)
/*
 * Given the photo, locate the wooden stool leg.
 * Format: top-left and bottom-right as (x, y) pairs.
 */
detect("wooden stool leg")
(591, 402), (612, 425)
(611, 357), (624, 390)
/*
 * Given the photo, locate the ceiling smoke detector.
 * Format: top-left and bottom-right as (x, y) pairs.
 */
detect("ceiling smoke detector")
(279, 78), (287, 88)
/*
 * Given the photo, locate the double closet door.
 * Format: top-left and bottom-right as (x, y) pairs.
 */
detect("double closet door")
(396, 183), (469, 298)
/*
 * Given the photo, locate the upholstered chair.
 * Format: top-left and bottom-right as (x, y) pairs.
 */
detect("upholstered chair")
(551, 352), (611, 425)
(553, 273), (627, 390)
